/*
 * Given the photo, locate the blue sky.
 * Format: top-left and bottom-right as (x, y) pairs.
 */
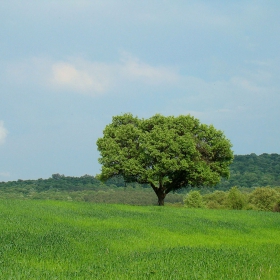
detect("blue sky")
(1, 1), (280, 181)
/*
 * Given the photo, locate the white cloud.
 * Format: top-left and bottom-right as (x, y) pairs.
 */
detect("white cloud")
(50, 54), (180, 93)
(51, 62), (109, 93)
(6, 54), (181, 95)
(0, 121), (8, 145)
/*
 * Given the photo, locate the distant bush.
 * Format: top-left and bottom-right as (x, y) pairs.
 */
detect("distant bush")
(249, 187), (280, 211)
(226, 187), (246, 210)
(184, 191), (203, 208)
(203, 191), (228, 209)
(273, 200), (280, 212)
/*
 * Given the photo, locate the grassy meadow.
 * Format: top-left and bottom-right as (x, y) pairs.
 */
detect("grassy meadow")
(0, 199), (280, 279)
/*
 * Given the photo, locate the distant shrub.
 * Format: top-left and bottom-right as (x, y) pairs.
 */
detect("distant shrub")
(244, 203), (258, 211)
(184, 191), (203, 208)
(226, 187), (246, 210)
(203, 191), (228, 209)
(273, 200), (280, 212)
(249, 187), (280, 211)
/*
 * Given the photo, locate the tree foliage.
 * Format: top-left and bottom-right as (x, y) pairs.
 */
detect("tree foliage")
(97, 113), (233, 205)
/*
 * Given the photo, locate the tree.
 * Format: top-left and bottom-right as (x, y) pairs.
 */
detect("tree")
(52, 173), (65, 180)
(96, 113), (233, 206)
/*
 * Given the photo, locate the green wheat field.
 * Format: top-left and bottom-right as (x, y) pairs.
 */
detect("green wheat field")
(0, 199), (279, 279)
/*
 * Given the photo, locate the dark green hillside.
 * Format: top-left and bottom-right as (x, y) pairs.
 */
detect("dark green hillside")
(0, 174), (182, 205)
(218, 153), (280, 188)
(0, 174), (147, 192)
(0, 174), (103, 192)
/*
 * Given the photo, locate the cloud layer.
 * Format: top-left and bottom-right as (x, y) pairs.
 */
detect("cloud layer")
(5, 53), (279, 119)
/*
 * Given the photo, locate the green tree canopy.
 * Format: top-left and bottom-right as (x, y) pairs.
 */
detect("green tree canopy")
(97, 113), (233, 205)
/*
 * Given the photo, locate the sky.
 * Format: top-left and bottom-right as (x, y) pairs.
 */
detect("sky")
(1, 1), (280, 182)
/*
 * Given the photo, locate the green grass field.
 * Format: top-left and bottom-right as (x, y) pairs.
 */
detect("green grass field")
(0, 199), (279, 279)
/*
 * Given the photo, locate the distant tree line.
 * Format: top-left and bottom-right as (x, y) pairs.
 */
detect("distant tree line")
(0, 174), (182, 205)
(0, 153), (279, 206)
(0, 174), (150, 192)
(217, 153), (280, 189)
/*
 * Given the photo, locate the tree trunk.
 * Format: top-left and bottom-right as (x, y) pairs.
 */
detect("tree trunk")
(156, 188), (166, 206)
(150, 183), (166, 206)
